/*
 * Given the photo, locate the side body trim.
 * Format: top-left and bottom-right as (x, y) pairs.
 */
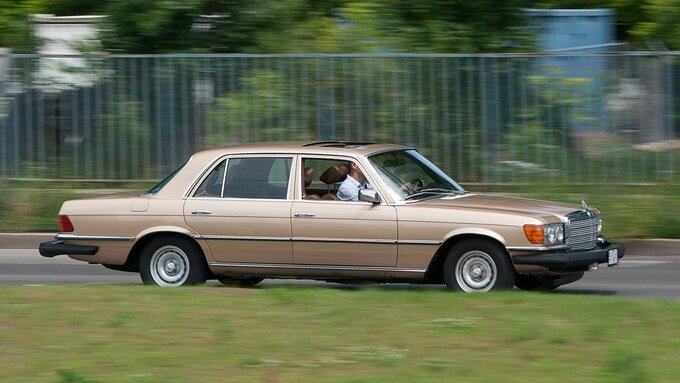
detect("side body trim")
(193, 234), (440, 246)
(209, 262), (427, 273)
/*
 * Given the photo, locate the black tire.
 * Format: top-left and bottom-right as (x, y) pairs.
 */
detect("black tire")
(217, 277), (264, 288)
(139, 236), (208, 287)
(443, 239), (515, 292)
(514, 274), (560, 291)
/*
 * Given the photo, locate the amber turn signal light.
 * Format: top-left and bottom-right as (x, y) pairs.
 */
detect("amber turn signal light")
(523, 224), (544, 244)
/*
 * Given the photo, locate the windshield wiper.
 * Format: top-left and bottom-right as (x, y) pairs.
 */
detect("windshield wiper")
(404, 188), (464, 201)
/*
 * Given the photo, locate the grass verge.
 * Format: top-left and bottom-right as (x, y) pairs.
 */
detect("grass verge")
(1, 285), (680, 382)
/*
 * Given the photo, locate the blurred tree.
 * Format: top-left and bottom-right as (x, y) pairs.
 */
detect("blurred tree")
(4, 0), (680, 53)
(2, 0), (535, 53)
(630, 0), (680, 49)
(0, 0), (43, 53)
(99, 0), (201, 53)
(369, 0), (535, 52)
(39, 0), (103, 15)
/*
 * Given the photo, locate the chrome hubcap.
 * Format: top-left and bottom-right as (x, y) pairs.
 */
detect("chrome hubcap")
(455, 250), (497, 293)
(150, 245), (190, 287)
(165, 261), (178, 274)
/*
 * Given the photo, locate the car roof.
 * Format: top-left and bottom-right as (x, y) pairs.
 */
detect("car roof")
(153, 141), (411, 197)
(192, 141), (410, 159)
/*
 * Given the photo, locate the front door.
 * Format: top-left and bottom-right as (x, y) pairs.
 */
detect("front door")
(291, 156), (397, 266)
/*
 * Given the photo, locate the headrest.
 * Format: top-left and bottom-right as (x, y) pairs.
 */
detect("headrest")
(304, 167), (315, 187)
(320, 164), (349, 184)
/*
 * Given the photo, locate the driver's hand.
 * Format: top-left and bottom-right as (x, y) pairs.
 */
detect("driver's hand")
(400, 183), (417, 194)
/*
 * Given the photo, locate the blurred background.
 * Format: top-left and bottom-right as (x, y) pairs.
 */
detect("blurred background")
(0, 0), (679, 234)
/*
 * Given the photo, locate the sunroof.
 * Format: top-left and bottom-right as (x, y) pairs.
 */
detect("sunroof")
(303, 141), (375, 148)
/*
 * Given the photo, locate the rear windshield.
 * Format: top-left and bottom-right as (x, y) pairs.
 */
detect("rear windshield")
(146, 162), (187, 194)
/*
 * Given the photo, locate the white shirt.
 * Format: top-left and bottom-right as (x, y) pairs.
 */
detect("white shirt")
(337, 175), (372, 201)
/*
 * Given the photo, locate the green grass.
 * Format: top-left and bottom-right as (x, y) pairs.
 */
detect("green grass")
(1, 286), (680, 382)
(2, 182), (680, 239)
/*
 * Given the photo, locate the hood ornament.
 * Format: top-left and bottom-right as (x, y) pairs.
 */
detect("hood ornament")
(581, 200), (588, 210)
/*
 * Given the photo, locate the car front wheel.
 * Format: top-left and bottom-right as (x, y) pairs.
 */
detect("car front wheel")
(443, 239), (515, 292)
(140, 236), (208, 287)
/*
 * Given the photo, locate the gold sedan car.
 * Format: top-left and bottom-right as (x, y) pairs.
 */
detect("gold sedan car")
(39, 141), (624, 292)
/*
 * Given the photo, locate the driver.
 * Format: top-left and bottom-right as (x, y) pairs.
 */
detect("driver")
(337, 161), (372, 201)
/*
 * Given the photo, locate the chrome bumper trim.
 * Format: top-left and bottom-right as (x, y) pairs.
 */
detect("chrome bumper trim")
(55, 234), (135, 242)
(506, 245), (570, 252)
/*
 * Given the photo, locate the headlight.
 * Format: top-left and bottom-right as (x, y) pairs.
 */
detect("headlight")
(596, 216), (603, 233)
(545, 223), (564, 245)
(523, 223), (565, 246)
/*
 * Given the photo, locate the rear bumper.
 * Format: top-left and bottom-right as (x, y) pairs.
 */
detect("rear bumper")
(512, 241), (625, 272)
(38, 240), (99, 258)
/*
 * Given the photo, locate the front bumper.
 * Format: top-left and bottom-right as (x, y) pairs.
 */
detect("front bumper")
(39, 240), (99, 258)
(512, 241), (625, 272)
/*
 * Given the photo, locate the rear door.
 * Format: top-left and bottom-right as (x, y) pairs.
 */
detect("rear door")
(184, 155), (294, 264)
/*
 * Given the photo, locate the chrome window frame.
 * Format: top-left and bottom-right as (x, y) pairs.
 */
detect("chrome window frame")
(294, 153), (387, 204)
(185, 153), (296, 201)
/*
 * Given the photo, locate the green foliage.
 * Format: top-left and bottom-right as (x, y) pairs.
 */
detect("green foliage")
(0, 0), (42, 53)
(501, 68), (595, 182)
(99, 0), (202, 54)
(1, 0), (536, 53)
(208, 69), (310, 144)
(630, 0), (680, 49)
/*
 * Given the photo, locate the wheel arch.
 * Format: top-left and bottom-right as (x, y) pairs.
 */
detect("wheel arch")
(424, 231), (511, 283)
(121, 227), (208, 272)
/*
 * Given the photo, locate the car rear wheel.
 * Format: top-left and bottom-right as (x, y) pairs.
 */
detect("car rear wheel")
(217, 277), (264, 288)
(140, 236), (208, 287)
(443, 239), (515, 292)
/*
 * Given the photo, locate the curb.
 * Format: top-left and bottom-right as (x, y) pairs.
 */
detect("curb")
(1, 233), (679, 256)
(0, 233), (56, 249)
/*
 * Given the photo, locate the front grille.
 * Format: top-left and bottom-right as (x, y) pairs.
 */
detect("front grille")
(566, 211), (598, 250)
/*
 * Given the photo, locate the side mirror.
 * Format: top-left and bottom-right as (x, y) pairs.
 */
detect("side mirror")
(358, 188), (381, 204)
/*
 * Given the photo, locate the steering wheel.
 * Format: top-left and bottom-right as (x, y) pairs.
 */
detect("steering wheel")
(400, 178), (424, 194)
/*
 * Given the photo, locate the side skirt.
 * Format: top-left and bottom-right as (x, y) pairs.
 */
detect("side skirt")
(208, 262), (427, 281)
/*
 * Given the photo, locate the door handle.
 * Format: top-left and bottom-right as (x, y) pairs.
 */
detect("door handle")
(294, 212), (316, 218)
(191, 209), (212, 215)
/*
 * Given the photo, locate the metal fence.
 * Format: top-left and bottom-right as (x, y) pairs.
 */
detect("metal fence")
(0, 53), (678, 184)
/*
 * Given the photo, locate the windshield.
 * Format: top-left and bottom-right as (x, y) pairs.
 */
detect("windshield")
(368, 149), (464, 202)
(146, 162), (187, 194)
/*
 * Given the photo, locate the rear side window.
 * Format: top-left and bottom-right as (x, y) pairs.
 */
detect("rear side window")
(147, 162), (187, 194)
(194, 157), (292, 199)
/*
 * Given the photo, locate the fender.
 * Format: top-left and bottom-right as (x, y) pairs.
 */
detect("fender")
(132, 225), (213, 262)
(441, 227), (508, 249)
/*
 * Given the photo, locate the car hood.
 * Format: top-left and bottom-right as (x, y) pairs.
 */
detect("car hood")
(414, 193), (583, 220)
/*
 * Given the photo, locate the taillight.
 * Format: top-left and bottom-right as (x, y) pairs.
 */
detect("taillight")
(57, 215), (74, 232)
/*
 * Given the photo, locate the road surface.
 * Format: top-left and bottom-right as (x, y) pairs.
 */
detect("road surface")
(1, 249), (679, 299)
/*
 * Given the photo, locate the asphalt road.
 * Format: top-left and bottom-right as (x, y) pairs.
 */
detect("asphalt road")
(1, 249), (679, 299)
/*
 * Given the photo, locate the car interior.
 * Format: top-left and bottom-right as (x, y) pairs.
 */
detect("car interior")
(302, 159), (350, 200)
